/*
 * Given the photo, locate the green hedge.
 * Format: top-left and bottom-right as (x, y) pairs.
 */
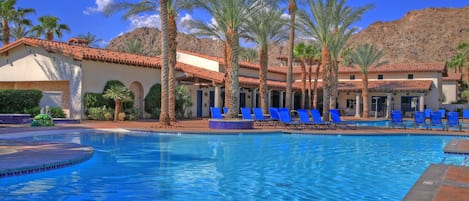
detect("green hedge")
(144, 83), (161, 118)
(0, 89), (42, 114)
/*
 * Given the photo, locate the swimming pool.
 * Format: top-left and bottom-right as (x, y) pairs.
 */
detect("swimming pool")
(0, 132), (466, 200)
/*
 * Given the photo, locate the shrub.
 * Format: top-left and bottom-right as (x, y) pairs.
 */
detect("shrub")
(118, 112), (126, 121)
(87, 106), (113, 120)
(0, 89), (42, 114)
(30, 114), (54, 127)
(144, 83), (161, 116)
(84, 93), (106, 108)
(24, 106), (41, 117)
(49, 107), (66, 118)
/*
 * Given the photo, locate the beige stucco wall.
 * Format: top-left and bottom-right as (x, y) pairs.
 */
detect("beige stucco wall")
(177, 52), (220, 71)
(442, 81), (458, 104)
(239, 67), (285, 81)
(0, 46), (82, 118)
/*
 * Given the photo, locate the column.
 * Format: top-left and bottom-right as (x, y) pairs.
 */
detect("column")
(252, 88), (257, 108)
(214, 85), (221, 108)
(419, 93), (425, 112)
(355, 93), (361, 117)
(386, 93), (392, 119)
(279, 91), (284, 108)
(268, 89), (272, 108)
(291, 92), (296, 109)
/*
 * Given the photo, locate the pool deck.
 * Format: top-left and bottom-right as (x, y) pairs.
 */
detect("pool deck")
(1, 118), (469, 200)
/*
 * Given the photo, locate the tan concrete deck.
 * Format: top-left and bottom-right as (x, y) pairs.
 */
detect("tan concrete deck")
(1, 118), (469, 200)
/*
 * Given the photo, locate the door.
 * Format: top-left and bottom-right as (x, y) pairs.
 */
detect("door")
(197, 90), (203, 117)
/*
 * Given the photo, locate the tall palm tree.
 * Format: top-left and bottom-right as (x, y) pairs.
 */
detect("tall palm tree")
(103, 85), (133, 122)
(298, 0), (371, 120)
(31, 16), (70, 41)
(295, 43), (320, 109)
(183, 0), (263, 118)
(285, 0), (297, 110)
(447, 43), (469, 84)
(11, 23), (30, 40)
(104, 0), (178, 124)
(0, 0), (35, 45)
(343, 44), (384, 118)
(159, 0), (170, 125)
(77, 32), (103, 47)
(244, 7), (287, 114)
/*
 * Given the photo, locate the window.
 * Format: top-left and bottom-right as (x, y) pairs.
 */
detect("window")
(377, 74), (383, 80)
(408, 74), (414, 79)
(350, 75), (355, 80)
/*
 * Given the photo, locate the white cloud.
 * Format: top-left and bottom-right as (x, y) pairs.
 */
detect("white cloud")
(127, 14), (161, 31)
(84, 0), (114, 15)
(281, 13), (290, 20)
(178, 13), (193, 34)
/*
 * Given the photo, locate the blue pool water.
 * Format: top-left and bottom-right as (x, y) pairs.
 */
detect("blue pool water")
(0, 132), (466, 201)
(347, 120), (414, 128)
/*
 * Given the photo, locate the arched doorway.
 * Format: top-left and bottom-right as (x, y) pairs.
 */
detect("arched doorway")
(129, 81), (144, 119)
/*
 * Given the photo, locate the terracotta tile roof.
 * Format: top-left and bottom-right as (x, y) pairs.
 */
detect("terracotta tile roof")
(0, 37), (162, 69)
(293, 80), (433, 92)
(291, 63), (446, 75)
(443, 72), (461, 81)
(177, 50), (287, 74)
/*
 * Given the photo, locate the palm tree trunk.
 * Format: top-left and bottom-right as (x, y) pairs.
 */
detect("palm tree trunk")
(285, 0), (296, 110)
(308, 63), (312, 109)
(46, 31), (53, 41)
(159, 0), (170, 126)
(300, 60), (306, 109)
(168, 10), (177, 122)
(362, 74), (369, 118)
(313, 63), (320, 109)
(259, 46), (269, 114)
(114, 101), (122, 122)
(224, 29), (240, 119)
(329, 60), (338, 109)
(2, 19), (9, 45)
(321, 46), (331, 121)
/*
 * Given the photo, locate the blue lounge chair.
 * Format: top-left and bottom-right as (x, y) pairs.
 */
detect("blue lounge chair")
(413, 111), (428, 129)
(210, 107), (223, 119)
(278, 109), (300, 128)
(430, 111), (446, 130)
(253, 107), (272, 126)
(447, 112), (462, 131)
(240, 107), (253, 120)
(424, 109), (432, 119)
(330, 109), (356, 130)
(223, 107), (229, 115)
(463, 110), (469, 122)
(390, 110), (406, 129)
(297, 109), (316, 129)
(438, 109), (446, 119)
(310, 109), (334, 129)
(270, 108), (280, 121)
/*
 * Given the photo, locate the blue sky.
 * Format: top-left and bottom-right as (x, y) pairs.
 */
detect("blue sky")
(14, 0), (468, 47)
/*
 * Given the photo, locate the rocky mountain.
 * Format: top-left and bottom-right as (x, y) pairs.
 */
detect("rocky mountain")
(107, 6), (469, 65)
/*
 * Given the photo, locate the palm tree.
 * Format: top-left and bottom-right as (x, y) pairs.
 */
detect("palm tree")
(0, 0), (35, 45)
(31, 16), (70, 41)
(77, 32), (103, 47)
(11, 23), (31, 40)
(103, 85), (133, 122)
(285, 0), (297, 110)
(298, 0), (371, 120)
(122, 38), (146, 54)
(293, 42), (308, 109)
(447, 43), (469, 84)
(183, 0), (264, 118)
(343, 44), (384, 118)
(239, 48), (258, 63)
(104, 0), (177, 124)
(244, 7), (287, 114)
